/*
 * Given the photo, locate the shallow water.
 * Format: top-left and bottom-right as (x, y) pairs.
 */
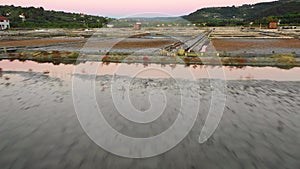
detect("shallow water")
(1, 60), (300, 81)
(0, 60), (300, 169)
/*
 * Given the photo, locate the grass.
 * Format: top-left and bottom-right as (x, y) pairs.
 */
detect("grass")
(270, 53), (296, 64)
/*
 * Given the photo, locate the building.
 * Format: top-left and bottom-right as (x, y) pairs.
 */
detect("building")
(268, 22), (277, 29)
(0, 16), (10, 30)
(19, 13), (26, 22)
(107, 24), (114, 28)
(133, 22), (141, 30)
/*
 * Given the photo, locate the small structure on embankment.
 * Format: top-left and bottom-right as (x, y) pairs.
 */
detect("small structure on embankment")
(269, 21), (278, 29)
(133, 22), (141, 30)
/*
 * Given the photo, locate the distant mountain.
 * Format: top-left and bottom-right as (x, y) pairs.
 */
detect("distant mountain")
(183, 0), (300, 26)
(0, 5), (111, 28)
(107, 17), (190, 27)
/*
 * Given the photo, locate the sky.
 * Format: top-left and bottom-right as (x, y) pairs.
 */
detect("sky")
(0, 0), (275, 18)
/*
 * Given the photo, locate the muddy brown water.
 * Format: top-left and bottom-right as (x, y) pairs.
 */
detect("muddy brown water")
(0, 60), (299, 169)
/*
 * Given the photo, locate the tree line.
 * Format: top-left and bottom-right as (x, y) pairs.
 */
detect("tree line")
(0, 5), (113, 28)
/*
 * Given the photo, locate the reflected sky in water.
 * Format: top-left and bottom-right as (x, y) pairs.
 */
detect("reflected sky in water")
(0, 59), (299, 81)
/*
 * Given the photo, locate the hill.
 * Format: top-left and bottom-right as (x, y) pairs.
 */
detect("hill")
(0, 5), (112, 28)
(183, 0), (300, 26)
(110, 17), (190, 27)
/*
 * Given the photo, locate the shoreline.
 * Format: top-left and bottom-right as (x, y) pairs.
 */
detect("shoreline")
(1, 52), (300, 69)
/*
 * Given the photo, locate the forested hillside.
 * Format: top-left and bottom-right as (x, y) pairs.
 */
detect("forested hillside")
(183, 0), (300, 26)
(0, 5), (112, 28)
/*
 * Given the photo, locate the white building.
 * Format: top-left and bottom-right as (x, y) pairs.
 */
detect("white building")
(0, 16), (10, 30)
(107, 24), (114, 28)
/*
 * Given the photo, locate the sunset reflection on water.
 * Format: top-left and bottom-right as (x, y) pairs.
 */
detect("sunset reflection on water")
(0, 60), (299, 81)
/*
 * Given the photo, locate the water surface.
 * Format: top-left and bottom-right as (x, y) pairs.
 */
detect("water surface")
(1, 60), (300, 81)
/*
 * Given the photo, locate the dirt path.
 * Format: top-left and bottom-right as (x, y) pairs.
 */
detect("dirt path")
(0, 38), (84, 47)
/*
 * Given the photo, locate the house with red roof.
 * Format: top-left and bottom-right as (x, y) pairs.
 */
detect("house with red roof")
(0, 16), (10, 30)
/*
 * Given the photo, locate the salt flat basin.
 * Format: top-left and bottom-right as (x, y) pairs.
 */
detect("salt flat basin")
(0, 60), (300, 168)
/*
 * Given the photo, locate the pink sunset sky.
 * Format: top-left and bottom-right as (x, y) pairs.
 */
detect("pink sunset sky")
(0, 0), (275, 17)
